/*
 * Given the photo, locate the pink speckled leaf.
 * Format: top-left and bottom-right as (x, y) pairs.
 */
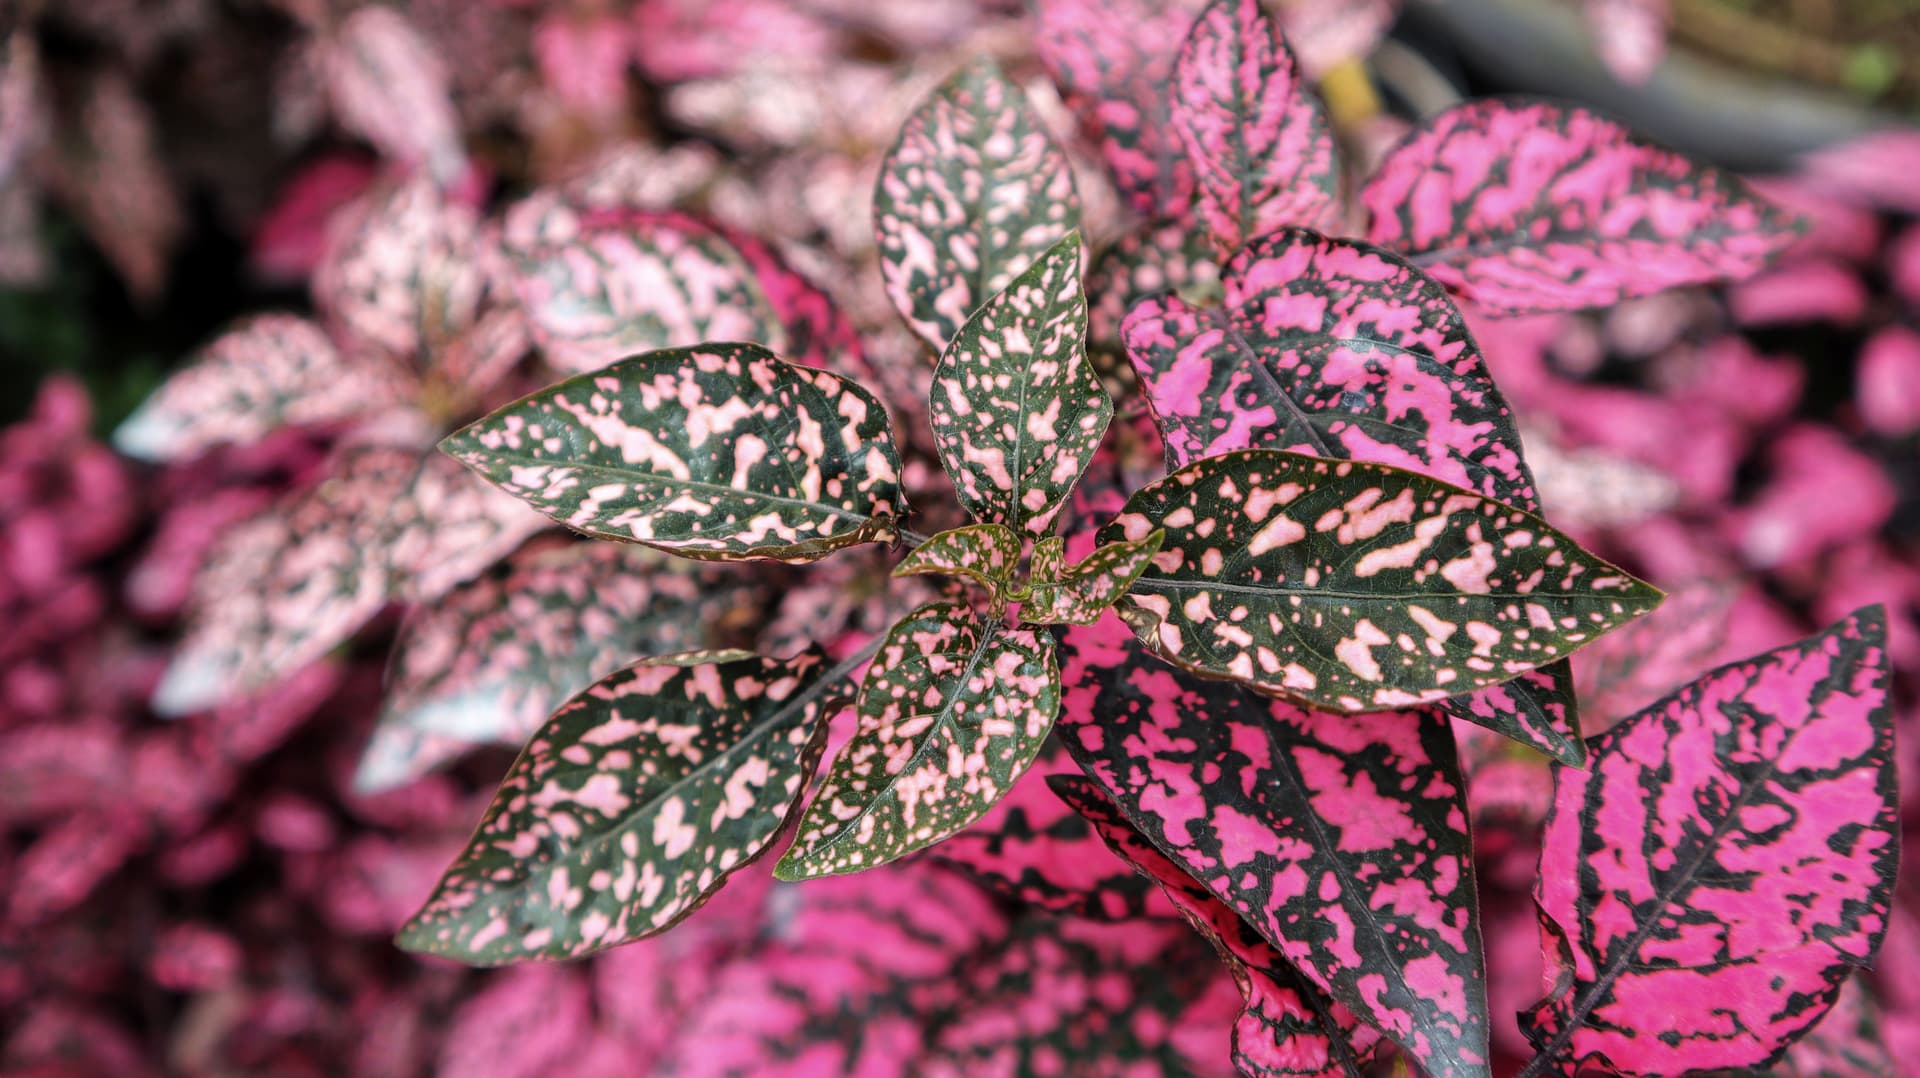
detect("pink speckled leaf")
(1024, 530), (1165, 627)
(382, 453), (549, 604)
(1573, 580), (1737, 730)
(397, 648), (854, 964)
(713, 223), (869, 377)
(152, 445), (424, 716)
(1121, 237), (1585, 756)
(1171, 0), (1338, 256)
(313, 176), (488, 364)
(322, 5), (466, 184)
(777, 600), (1061, 879)
(510, 210), (784, 376)
(874, 58), (1080, 352)
(1036, 0), (1205, 219)
(930, 738), (1170, 919)
(441, 342), (906, 563)
(1361, 100), (1798, 314)
(1058, 619), (1490, 1078)
(112, 314), (406, 462)
(931, 234), (1111, 535)
(1523, 608), (1897, 1077)
(1087, 221), (1222, 390)
(1773, 974), (1898, 1078)
(1051, 773), (1378, 1077)
(894, 523), (1024, 600)
(43, 69), (182, 302)
(1104, 449), (1660, 713)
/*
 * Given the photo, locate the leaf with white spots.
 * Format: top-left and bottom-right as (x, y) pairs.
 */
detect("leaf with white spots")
(1104, 450), (1661, 714)
(894, 523), (1024, 600)
(931, 234), (1111, 536)
(1523, 608), (1897, 1077)
(440, 342), (907, 563)
(1049, 774), (1380, 1077)
(396, 648), (854, 965)
(776, 601), (1061, 880)
(1024, 531), (1165, 627)
(314, 175), (489, 364)
(113, 314), (408, 462)
(1360, 100), (1799, 315)
(1122, 228), (1586, 757)
(1170, 0), (1339, 256)
(1058, 619), (1489, 1078)
(874, 59), (1080, 352)
(510, 210), (785, 377)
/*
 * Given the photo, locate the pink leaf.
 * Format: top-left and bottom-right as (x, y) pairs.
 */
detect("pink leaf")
(1058, 619), (1490, 1078)
(1279, 0), (1398, 77)
(1525, 609), (1897, 1076)
(1729, 258), (1869, 326)
(1170, 0), (1338, 256)
(43, 70), (182, 303)
(1583, 0), (1669, 85)
(1858, 325), (1920, 438)
(532, 12), (633, 118)
(1362, 101), (1798, 314)
(1035, 0), (1206, 219)
(313, 176), (490, 365)
(380, 453), (547, 604)
(322, 6), (467, 184)
(249, 154), (380, 284)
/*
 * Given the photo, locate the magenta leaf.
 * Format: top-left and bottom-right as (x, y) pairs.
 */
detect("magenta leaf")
(1104, 449), (1660, 713)
(397, 648), (854, 964)
(930, 234), (1112, 536)
(1361, 100), (1799, 314)
(1523, 608), (1897, 1077)
(112, 314), (406, 462)
(894, 523), (1024, 600)
(1170, 0), (1338, 256)
(777, 600), (1061, 879)
(1122, 230), (1585, 756)
(712, 223), (870, 379)
(930, 738), (1170, 919)
(321, 5), (466, 184)
(1051, 773), (1378, 1077)
(874, 58), (1080, 352)
(1035, 0), (1205, 219)
(1058, 619), (1490, 1078)
(440, 342), (906, 563)
(510, 210), (784, 377)
(1023, 530), (1165, 627)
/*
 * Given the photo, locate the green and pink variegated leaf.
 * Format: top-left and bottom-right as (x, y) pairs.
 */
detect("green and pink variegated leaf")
(321, 5), (466, 184)
(356, 543), (754, 792)
(931, 738), (1171, 919)
(397, 648), (854, 965)
(1035, 0), (1205, 219)
(1059, 620), (1490, 1078)
(152, 446), (424, 716)
(314, 176), (487, 363)
(931, 234), (1110, 535)
(894, 523), (1023, 600)
(1024, 530), (1164, 626)
(1104, 450), (1659, 713)
(713, 224), (869, 379)
(777, 601), (1060, 879)
(1122, 229), (1585, 755)
(384, 453), (550, 603)
(1361, 100), (1799, 315)
(113, 315), (408, 461)
(1050, 774), (1379, 1077)
(1086, 221), (1221, 390)
(874, 59), (1079, 352)
(441, 343), (906, 563)
(510, 210), (784, 376)
(1170, 0), (1338, 256)
(1522, 608), (1896, 1077)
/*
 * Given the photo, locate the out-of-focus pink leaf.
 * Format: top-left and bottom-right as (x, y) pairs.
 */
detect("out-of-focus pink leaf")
(381, 453), (547, 604)
(1052, 774), (1381, 1076)
(1362, 100), (1798, 314)
(313, 176), (489, 364)
(0, 31), (43, 184)
(532, 12), (633, 118)
(1773, 973), (1899, 1078)
(249, 155), (380, 284)
(1799, 129), (1920, 214)
(1573, 580), (1737, 731)
(1858, 325), (1920, 438)
(873, 59), (1080, 352)
(1058, 619), (1491, 1078)
(1086, 220), (1221, 388)
(1279, 0), (1397, 77)
(322, 6), (467, 184)
(1525, 609), (1896, 1076)
(43, 70), (183, 303)
(437, 966), (592, 1078)
(1170, 0), (1337, 256)
(113, 315), (407, 462)
(1732, 425), (1896, 570)
(1729, 258), (1869, 325)
(1584, 0), (1668, 85)
(1035, 0), (1205, 219)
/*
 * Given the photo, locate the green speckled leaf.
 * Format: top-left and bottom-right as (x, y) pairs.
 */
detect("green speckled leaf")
(1104, 450), (1661, 712)
(931, 234), (1111, 537)
(875, 59), (1080, 352)
(776, 601), (1060, 880)
(1024, 530), (1164, 626)
(396, 648), (854, 965)
(440, 342), (906, 563)
(894, 523), (1024, 600)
